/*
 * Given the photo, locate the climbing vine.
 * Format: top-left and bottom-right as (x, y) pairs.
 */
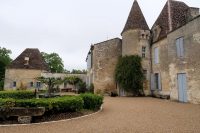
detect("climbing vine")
(115, 55), (144, 96)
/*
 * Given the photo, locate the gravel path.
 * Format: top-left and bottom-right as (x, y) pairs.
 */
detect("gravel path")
(1, 97), (200, 133)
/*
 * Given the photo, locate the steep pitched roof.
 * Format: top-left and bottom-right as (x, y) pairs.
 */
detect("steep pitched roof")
(8, 48), (49, 71)
(152, 0), (189, 42)
(122, 0), (149, 34)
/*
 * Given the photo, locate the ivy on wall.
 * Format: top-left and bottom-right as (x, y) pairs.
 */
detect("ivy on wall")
(115, 55), (144, 96)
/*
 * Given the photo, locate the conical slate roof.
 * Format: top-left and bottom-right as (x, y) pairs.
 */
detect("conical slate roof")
(122, 0), (149, 34)
(9, 48), (49, 71)
(151, 0), (189, 41)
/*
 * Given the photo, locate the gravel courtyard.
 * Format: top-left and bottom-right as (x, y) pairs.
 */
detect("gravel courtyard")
(1, 97), (200, 133)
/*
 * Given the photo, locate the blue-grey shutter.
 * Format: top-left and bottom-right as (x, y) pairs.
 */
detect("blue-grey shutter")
(176, 39), (181, 57)
(158, 73), (162, 90)
(179, 37), (184, 57)
(182, 74), (187, 102)
(154, 47), (159, 64)
(151, 74), (155, 90)
(178, 74), (187, 102)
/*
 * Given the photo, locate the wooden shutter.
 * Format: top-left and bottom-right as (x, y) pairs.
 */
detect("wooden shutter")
(158, 73), (162, 90)
(176, 37), (184, 57)
(179, 37), (184, 57)
(176, 39), (180, 57)
(151, 74), (155, 90)
(154, 47), (159, 64)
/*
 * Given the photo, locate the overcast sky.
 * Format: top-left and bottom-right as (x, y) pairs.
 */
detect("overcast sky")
(0, 0), (200, 70)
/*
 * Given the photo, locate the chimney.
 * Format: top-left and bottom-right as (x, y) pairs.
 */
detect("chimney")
(168, 0), (172, 32)
(24, 57), (29, 65)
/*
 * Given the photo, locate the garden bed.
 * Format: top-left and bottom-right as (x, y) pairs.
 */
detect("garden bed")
(0, 109), (98, 125)
(0, 91), (103, 125)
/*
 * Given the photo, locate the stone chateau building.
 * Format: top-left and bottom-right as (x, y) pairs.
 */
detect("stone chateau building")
(86, 0), (200, 104)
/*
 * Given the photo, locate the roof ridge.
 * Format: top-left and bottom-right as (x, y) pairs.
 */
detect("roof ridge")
(8, 48), (49, 71)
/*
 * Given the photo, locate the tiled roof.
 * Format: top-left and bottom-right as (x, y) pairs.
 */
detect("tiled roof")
(8, 48), (49, 71)
(122, 0), (149, 34)
(152, 0), (189, 42)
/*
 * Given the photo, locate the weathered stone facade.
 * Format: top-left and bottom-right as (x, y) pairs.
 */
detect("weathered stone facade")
(151, 39), (170, 96)
(86, 0), (200, 104)
(4, 69), (45, 90)
(122, 29), (151, 95)
(167, 16), (200, 104)
(87, 38), (122, 93)
(4, 48), (48, 90)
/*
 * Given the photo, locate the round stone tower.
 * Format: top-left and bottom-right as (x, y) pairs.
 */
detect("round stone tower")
(121, 0), (151, 95)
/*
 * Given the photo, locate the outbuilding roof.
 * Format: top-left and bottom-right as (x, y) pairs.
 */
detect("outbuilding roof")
(8, 48), (49, 71)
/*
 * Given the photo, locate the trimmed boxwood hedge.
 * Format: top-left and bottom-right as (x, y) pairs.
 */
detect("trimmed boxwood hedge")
(80, 93), (103, 110)
(0, 96), (84, 112)
(0, 91), (104, 113)
(0, 90), (35, 99)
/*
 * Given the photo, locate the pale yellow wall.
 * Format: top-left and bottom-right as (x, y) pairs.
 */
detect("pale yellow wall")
(4, 69), (44, 90)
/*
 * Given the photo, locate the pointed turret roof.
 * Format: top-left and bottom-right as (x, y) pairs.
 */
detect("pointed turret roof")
(151, 0), (190, 42)
(8, 48), (49, 71)
(122, 0), (149, 34)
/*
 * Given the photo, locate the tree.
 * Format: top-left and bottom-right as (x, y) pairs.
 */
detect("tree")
(36, 77), (63, 97)
(71, 69), (87, 74)
(41, 52), (64, 73)
(64, 76), (81, 92)
(115, 55), (144, 96)
(0, 47), (12, 90)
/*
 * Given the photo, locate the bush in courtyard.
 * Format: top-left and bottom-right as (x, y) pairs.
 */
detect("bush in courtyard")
(0, 96), (84, 112)
(89, 83), (94, 93)
(80, 93), (103, 110)
(78, 81), (87, 94)
(0, 90), (35, 99)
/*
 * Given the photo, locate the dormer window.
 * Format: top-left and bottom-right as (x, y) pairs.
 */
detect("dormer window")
(24, 57), (29, 65)
(153, 25), (161, 42)
(142, 34), (144, 38)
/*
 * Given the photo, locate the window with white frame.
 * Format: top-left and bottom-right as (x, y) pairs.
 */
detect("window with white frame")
(176, 37), (184, 57)
(142, 46), (146, 58)
(36, 82), (41, 88)
(154, 47), (159, 64)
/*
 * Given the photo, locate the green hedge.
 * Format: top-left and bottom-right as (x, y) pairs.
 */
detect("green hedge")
(80, 93), (103, 110)
(0, 92), (104, 112)
(0, 90), (35, 99)
(0, 96), (84, 112)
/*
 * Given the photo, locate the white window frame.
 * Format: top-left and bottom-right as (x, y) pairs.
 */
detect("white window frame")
(142, 46), (146, 58)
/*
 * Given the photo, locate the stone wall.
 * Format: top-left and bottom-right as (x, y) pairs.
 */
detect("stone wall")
(92, 38), (122, 93)
(151, 38), (170, 95)
(167, 16), (200, 104)
(4, 69), (44, 90)
(122, 29), (151, 95)
(41, 73), (87, 90)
